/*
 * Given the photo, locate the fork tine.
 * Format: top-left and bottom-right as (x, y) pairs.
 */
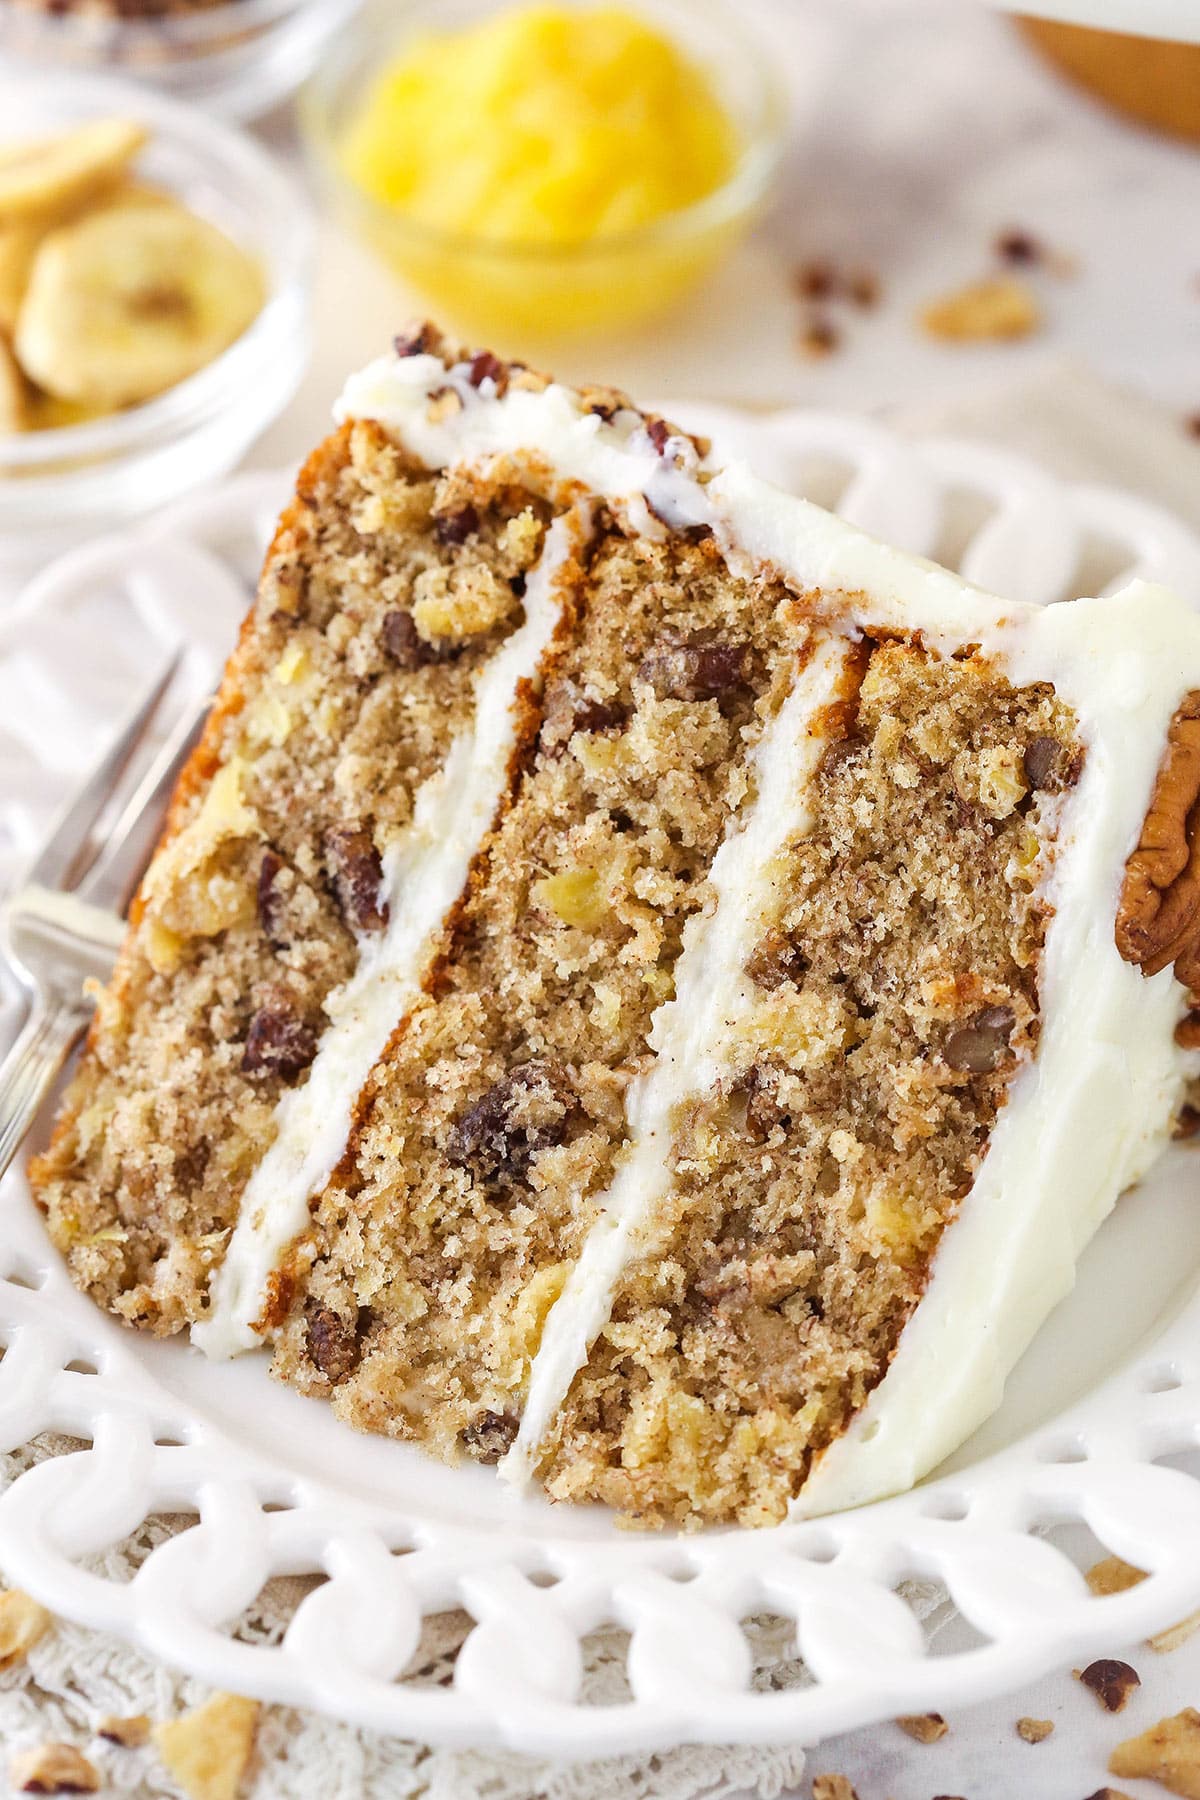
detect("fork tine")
(79, 692), (210, 916)
(24, 652), (183, 895)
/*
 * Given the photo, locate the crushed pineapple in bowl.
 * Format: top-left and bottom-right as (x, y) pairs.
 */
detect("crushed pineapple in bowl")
(300, 0), (786, 338)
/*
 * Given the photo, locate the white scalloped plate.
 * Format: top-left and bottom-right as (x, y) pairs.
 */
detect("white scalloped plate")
(3, 412), (1200, 1756)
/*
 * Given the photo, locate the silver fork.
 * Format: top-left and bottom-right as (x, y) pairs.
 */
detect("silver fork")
(0, 657), (209, 1178)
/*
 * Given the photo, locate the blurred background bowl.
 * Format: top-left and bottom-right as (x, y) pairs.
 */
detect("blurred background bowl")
(1017, 13), (1200, 140)
(299, 0), (788, 342)
(0, 0), (361, 123)
(0, 71), (312, 581)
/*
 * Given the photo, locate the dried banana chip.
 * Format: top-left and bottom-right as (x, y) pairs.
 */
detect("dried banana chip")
(15, 195), (264, 409)
(0, 118), (146, 227)
(0, 180), (172, 341)
(0, 334), (26, 433)
(0, 221), (42, 335)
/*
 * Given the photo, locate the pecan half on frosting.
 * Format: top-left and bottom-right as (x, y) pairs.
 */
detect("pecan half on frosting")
(1116, 692), (1200, 979)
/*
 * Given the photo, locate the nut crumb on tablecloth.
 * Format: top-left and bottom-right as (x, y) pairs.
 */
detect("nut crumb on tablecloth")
(995, 226), (1041, 263)
(798, 317), (840, 358)
(1150, 1608), (1200, 1654)
(993, 226), (1077, 277)
(792, 259), (879, 363)
(1077, 1657), (1141, 1712)
(153, 1691), (260, 1800)
(847, 269), (879, 307)
(1082, 1790), (1134, 1800)
(1110, 1707), (1200, 1798)
(9, 1743), (100, 1793)
(1017, 1716), (1054, 1742)
(792, 261), (880, 307)
(895, 1712), (948, 1742)
(811, 1776), (858, 1800)
(918, 276), (1041, 341)
(1087, 1555), (1147, 1597)
(1083, 1557), (1200, 1650)
(1186, 414), (1200, 439)
(0, 1590), (52, 1669)
(97, 1712), (151, 1747)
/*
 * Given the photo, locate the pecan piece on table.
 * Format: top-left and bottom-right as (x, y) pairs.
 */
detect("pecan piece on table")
(10, 1744), (100, 1794)
(0, 1589), (51, 1669)
(96, 1714), (150, 1748)
(896, 1712), (948, 1743)
(1077, 1657), (1140, 1713)
(1109, 1706), (1200, 1797)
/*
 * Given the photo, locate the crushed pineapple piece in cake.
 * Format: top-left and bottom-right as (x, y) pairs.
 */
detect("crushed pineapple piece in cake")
(533, 867), (608, 929)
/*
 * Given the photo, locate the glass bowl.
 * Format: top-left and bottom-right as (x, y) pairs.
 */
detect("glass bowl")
(0, 0), (362, 123)
(0, 71), (312, 587)
(299, 0), (788, 342)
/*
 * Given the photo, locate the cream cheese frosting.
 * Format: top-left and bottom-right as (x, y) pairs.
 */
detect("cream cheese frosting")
(200, 342), (1200, 1521)
(797, 589), (1200, 1514)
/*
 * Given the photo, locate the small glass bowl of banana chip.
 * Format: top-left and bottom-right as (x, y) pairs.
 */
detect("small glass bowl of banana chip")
(1, 120), (266, 429)
(0, 0), (360, 125)
(0, 75), (311, 567)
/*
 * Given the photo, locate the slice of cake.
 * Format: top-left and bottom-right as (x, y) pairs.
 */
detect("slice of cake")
(31, 325), (1200, 1527)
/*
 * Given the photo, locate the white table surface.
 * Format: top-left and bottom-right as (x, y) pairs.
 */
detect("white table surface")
(15, 3), (1200, 1792)
(253, 0), (1200, 466)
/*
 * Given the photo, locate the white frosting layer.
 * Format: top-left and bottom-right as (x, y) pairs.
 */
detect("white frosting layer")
(193, 509), (585, 1359)
(796, 587), (1199, 1514)
(225, 346), (1200, 1517)
(503, 631), (857, 1487)
(336, 351), (1043, 660)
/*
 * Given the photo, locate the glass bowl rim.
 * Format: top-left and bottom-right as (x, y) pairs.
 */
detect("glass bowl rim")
(0, 68), (313, 472)
(0, 0), (327, 52)
(298, 0), (790, 265)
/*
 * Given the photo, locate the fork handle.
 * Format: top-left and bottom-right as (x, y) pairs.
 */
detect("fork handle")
(0, 996), (91, 1181)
